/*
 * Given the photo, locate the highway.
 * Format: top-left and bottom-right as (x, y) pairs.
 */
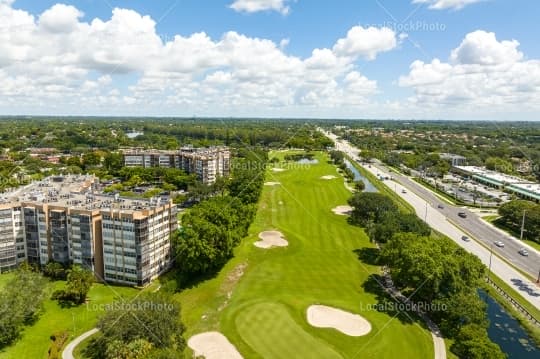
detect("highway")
(322, 130), (540, 310)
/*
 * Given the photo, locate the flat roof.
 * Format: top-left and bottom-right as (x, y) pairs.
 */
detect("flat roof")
(455, 166), (529, 185)
(0, 175), (171, 213)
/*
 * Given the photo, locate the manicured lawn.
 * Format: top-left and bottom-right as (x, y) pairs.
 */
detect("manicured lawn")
(178, 151), (434, 358)
(0, 280), (139, 359)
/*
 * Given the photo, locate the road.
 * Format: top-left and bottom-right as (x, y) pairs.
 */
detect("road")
(322, 130), (540, 310)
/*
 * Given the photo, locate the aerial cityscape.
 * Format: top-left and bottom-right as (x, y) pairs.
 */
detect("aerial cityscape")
(0, 1), (540, 359)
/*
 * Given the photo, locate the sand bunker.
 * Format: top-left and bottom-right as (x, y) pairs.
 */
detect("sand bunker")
(307, 305), (371, 336)
(321, 175), (338, 180)
(272, 168), (286, 172)
(188, 332), (243, 359)
(332, 205), (353, 215)
(254, 231), (288, 249)
(264, 181), (281, 186)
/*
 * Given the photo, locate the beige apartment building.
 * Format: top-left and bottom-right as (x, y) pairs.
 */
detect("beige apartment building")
(122, 146), (231, 184)
(0, 175), (177, 286)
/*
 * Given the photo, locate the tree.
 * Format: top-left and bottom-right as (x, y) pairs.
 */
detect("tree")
(95, 292), (185, 354)
(451, 324), (506, 359)
(354, 181), (366, 192)
(348, 192), (398, 226)
(52, 266), (94, 305)
(82, 152), (101, 168)
(105, 339), (153, 359)
(44, 261), (67, 280)
(0, 266), (47, 348)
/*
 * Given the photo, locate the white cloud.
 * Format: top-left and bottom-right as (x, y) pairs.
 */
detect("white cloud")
(229, 0), (291, 15)
(450, 30), (522, 65)
(39, 4), (83, 33)
(412, 0), (483, 10)
(0, 2), (401, 115)
(333, 26), (397, 60)
(399, 31), (540, 114)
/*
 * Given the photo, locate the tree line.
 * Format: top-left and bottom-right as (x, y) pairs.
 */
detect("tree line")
(497, 200), (540, 244)
(348, 192), (506, 359)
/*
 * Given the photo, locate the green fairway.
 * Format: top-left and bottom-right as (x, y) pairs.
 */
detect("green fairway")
(178, 151), (434, 358)
(0, 280), (139, 359)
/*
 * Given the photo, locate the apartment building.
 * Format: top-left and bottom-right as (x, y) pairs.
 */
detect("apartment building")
(0, 175), (177, 285)
(122, 146), (231, 184)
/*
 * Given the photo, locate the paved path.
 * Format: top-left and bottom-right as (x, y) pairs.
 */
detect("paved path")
(380, 262), (446, 359)
(62, 328), (99, 359)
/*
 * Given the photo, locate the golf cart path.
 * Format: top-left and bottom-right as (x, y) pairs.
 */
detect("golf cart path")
(62, 328), (98, 359)
(382, 266), (446, 359)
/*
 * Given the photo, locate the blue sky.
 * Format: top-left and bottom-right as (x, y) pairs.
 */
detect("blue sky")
(1, 0), (540, 119)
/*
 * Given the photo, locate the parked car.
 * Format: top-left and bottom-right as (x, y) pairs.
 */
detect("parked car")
(461, 235), (470, 242)
(458, 212), (467, 218)
(518, 248), (529, 256)
(494, 241), (505, 248)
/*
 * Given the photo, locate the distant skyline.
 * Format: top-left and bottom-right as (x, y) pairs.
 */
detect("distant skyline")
(1, 0), (539, 120)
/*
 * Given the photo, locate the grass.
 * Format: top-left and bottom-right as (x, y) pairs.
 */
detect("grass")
(412, 178), (460, 206)
(177, 151), (434, 358)
(0, 279), (140, 359)
(483, 216), (540, 252)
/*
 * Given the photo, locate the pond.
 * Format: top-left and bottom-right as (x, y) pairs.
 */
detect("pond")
(480, 290), (539, 358)
(297, 158), (319, 164)
(343, 159), (378, 192)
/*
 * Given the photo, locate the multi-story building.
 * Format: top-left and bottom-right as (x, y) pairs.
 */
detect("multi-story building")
(122, 146), (231, 184)
(0, 175), (177, 285)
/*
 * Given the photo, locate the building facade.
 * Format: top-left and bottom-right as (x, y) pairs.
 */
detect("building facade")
(0, 175), (177, 285)
(122, 146), (231, 184)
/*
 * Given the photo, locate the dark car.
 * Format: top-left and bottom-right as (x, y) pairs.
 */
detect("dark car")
(458, 212), (467, 218)
(437, 204), (444, 209)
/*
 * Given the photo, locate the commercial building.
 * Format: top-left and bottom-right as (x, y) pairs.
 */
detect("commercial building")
(122, 146), (230, 184)
(454, 166), (540, 202)
(439, 153), (467, 167)
(0, 175), (177, 286)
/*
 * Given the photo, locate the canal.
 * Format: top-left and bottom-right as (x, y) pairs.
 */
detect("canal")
(480, 290), (539, 358)
(343, 159), (378, 192)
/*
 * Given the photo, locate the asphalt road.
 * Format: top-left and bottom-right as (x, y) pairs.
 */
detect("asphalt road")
(376, 162), (540, 278)
(323, 130), (540, 309)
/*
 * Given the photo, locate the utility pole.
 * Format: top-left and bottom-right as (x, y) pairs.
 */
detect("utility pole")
(520, 210), (526, 241)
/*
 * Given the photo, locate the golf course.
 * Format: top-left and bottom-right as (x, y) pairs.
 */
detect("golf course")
(179, 151), (435, 358)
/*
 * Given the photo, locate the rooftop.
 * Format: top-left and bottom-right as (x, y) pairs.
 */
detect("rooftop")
(0, 175), (170, 213)
(454, 166), (530, 185)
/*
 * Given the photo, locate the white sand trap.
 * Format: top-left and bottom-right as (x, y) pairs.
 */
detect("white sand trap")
(307, 305), (371, 336)
(332, 205), (353, 215)
(272, 168), (286, 172)
(188, 332), (243, 359)
(264, 181), (281, 186)
(321, 175), (338, 180)
(254, 231), (288, 249)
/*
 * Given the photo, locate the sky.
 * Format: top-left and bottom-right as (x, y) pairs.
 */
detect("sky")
(1, 0), (539, 120)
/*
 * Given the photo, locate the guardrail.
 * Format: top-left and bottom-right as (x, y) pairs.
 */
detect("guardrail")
(486, 277), (540, 327)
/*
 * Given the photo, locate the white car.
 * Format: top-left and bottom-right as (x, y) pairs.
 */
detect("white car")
(494, 241), (505, 248)
(518, 248), (529, 256)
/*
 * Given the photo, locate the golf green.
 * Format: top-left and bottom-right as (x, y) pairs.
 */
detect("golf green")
(181, 151), (435, 358)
